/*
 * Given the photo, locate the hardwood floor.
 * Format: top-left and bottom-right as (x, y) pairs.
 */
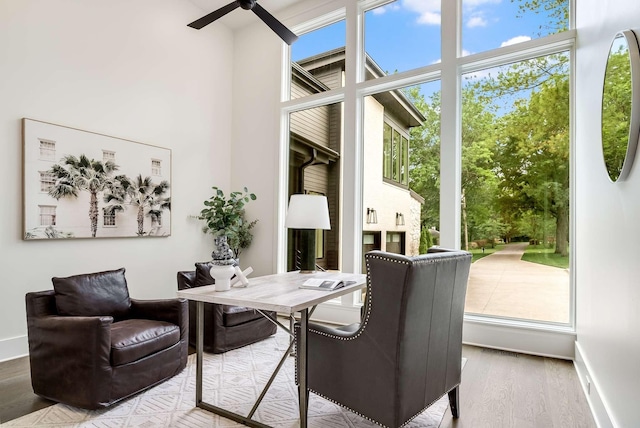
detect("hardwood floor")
(440, 346), (596, 428)
(0, 345), (596, 427)
(0, 355), (54, 424)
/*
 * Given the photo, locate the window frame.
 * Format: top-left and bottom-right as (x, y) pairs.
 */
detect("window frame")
(279, 0), (576, 341)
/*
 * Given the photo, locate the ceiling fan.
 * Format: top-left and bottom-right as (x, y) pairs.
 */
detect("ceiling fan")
(188, 0), (298, 45)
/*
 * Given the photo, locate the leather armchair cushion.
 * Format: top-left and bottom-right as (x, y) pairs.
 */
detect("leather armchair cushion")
(110, 319), (180, 366)
(194, 262), (214, 286)
(52, 268), (131, 320)
(222, 305), (264, 327)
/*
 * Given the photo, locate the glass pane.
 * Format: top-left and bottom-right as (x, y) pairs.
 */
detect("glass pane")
(290, 20), (346, 100)
(461, 52), (570, 324)
(392, 129), (400, 181)
(364, 1), (441, 80)
(287, 103), (342, 272)
(361, 80), (440, 282)
(401, 135), (409, 185)
(383, 122), (392, 179)
(462, 0), (569, 56)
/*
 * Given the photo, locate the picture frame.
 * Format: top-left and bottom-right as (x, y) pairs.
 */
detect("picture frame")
(22, 118), (172, 240)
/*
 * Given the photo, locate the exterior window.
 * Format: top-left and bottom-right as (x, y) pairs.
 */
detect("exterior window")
(39, 171), (55, 192)
(401, 135), (409, 185)
(39, 205), (56, 226)
(383, 123), (392, 179)
(316, 229), (324, 259)
(386, 232), (405, 255)
(39, 140), (56, 161)
(104, 215), (116, 227)
(103, 211), (116, 227)
(103, 150), (115, 163)
(382, 122), (409, 187)
(151, 159), (161, 176)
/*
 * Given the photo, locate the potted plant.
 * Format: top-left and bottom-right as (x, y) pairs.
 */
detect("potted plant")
(199, 186), (258, 262)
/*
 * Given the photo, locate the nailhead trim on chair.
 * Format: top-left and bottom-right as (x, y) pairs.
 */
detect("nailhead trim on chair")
(309, 387), (454, 428)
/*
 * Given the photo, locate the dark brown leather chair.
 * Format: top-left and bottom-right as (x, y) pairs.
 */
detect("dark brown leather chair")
(25, 268), (188, 410)
(296, 248), (472, 427)
(177, 262), (277, 353)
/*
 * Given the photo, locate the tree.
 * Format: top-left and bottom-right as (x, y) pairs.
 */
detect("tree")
(461, 86), (500, 249)
(406, 87), (441, 231)
(48, 154), (119, 238)
(104, 174), (171, 236)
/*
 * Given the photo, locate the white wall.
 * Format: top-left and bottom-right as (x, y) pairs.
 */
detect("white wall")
(0, 0), (234, 361)
(575, 1), (640, 427)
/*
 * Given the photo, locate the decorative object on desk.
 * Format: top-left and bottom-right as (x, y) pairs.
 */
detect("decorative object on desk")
(285, 194), (331, 273)
(199, 186), (258, 259)
(231, 266), (253, 287)
(22, 118), (171, 240)
(601, 29), (640, 182)
(209, 263), (236, 292)
(209, 234), (235, 291)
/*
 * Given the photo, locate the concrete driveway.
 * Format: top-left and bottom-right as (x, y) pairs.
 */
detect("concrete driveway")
(465, 242), (570, 323)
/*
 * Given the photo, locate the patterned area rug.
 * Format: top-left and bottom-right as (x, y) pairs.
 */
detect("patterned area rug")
(4, 330), (452, 427)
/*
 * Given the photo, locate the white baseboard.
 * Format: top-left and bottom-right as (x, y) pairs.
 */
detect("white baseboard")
(574, 341), (615, 428)
(462, 316), (576, 359)
(0, 335), (28, 363)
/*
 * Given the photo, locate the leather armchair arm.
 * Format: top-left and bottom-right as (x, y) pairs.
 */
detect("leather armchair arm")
(27, 315), (113, 409)
(130, 298), (188, 342)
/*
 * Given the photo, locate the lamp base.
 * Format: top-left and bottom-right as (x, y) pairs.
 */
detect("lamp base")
(298, 229), (317, 273)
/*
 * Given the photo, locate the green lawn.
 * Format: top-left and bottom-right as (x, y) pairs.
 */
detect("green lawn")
(469, 244), (504, 263)
(521, 245), (569, 269)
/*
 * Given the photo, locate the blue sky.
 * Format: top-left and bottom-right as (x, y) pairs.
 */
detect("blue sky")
(291, 0), (566, 111)
(292, 0), (564, 75)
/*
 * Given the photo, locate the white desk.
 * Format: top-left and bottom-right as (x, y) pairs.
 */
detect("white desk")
(177, 270), (366, 428)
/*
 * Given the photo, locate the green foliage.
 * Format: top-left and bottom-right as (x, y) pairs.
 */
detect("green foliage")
(406, 87), (441, 230)
(521, 244), (569, 269)
(418, 226), (433, 254)
(199, 187), (258, 258)
(602, 46), (633, 180)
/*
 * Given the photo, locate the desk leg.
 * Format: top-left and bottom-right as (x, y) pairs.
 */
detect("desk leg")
(298, 308), (309, 428)
(196, 301), (204, 405)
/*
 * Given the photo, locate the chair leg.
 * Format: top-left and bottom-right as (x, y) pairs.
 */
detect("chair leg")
(448, 386), (460, 418)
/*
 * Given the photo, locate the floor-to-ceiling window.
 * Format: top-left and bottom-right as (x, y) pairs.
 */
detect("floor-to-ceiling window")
(281, 0), (574, 339)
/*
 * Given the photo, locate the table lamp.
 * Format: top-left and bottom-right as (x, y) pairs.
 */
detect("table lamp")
(285, 194), (331, 273)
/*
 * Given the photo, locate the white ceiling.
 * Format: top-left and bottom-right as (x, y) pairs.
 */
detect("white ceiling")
(186, 0), (302, 29)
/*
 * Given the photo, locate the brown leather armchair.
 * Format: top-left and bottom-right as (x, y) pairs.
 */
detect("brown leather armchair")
(177, 262), (277, 353)
(25, 268), (188, 410)
(296, 248), (472, 427)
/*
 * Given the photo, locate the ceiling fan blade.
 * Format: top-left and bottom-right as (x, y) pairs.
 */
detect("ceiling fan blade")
(252, 3), (298, 45)
(187, 1), (240, 30)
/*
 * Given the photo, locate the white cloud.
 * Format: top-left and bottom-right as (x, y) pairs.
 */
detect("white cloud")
(467, 16), (488, 28)
(402, 0), (441, 26)
(500, 35), (532, 47)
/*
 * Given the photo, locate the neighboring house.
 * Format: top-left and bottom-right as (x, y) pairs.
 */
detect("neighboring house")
(23, 123), (171, 239)
(289, 47), (425, 271)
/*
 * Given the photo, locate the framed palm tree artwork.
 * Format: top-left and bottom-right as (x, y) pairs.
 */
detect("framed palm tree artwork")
(22, 118), (171, 240)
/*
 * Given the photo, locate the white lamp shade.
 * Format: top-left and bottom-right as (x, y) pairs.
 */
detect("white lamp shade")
(285, 194), (331, 230)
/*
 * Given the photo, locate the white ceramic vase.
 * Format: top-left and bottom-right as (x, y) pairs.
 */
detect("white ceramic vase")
(210, 264), (235, 292)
